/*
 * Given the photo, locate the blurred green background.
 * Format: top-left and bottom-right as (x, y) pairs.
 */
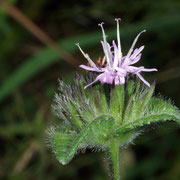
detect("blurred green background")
(0, 0), (180, 179)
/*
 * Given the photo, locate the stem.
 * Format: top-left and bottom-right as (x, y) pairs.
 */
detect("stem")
(108, 144), (120, 180)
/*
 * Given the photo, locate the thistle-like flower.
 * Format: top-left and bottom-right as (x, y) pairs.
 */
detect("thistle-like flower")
(77, 19), (157, 88)
(48, 20), (180, 180)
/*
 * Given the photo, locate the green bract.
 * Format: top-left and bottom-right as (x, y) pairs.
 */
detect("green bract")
(48, 74), (180, 165)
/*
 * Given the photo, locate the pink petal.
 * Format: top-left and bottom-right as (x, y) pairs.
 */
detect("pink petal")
(114, 76), (125, 86)
(84, 73), (105, 89)
(114, 76), (120, 86)
(125, 65), (140, 73)
(106, 74), (114, 84)
(98, 71), (114, 84)
(129, 54), (142, 65)
(120, 56), (126, 66)
(120, 77), (125, 84)
(116, 67), (127, 76)
(140, 68), (158, 72)
(85, 56), (98, 69)
(84, 78), (99, 89)
(130, 46), (144, 59)
(131, 66), (145, 74)
(136, 73), (150, 87)
(79, 65), (104, 72)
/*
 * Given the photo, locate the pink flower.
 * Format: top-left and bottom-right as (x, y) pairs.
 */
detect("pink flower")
(77, 19), (157, 89)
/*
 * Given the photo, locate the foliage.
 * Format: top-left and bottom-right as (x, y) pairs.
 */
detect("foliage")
(48, 75), (180, 167)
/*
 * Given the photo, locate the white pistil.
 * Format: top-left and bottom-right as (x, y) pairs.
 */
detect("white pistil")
(124, 30), (146, 64)
(115, 18), (122, 63)
(98, 22), (112, 68)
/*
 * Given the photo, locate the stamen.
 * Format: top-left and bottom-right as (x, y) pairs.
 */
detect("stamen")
(76, 43), (96, 68)
(115, 18), (122, 63)
(98, 22), (112, 67)
(124, 30), (146, 64)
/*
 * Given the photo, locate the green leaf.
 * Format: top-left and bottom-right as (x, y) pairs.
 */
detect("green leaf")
(137, 82), (155, 117)
(123, 79), (141, 123)
(95, 85), (108, 114)
(148, 98), (180, 120)
(126, 80), (134, 98)
(50, 131), (79, 165)
(67, 101), (84, 130)
(110, 85), (124, 125)
(50, 115), (114, 165)
(124, 81), (155, 123)
(113, 98), (180, 135)
(85, 115), (114, 146)
(123, 80), (136, 123)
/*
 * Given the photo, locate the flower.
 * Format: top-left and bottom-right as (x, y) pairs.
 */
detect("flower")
(77, 19), (157, 88)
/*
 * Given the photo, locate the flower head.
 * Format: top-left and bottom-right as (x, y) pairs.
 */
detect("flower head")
(77, 19), (157, 88)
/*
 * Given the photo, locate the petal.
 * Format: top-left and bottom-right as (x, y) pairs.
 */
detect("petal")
(120, 77), (125, 84)
(98, 71), (114, 84)
(106, 74), (114, 84)
(136, 73), (150, 87)
(116, 67), (127, 76)
(114, 76), (125, 86)
(127, 66), (157, 74)
(130, 46), (144, 59)
(123, 30), (146, 64)
(125, 65), (141, 73)
(84, 73), (105, 89)
(79, 65), (104, 72)
(129, 54), (142, 65)
(131, 66), (145, 74)
(84, 78), (99, 89)
(140, 68), (158, 72)
(114, 76), (120, 86)
(120, 56), (126, 66)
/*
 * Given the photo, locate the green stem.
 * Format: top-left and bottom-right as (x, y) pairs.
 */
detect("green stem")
(108, 144), (120, 180)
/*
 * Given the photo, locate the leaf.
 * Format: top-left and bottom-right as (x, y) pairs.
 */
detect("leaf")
(113, 98), (180, 135)
(50, 131), (79, 165)
(50, 115), (114, 165)
(110, 85), (124, 125)
(66, 101), (84, 130)
(123, 80), (136, 123)
(123, 79), (141, 123)
(124, 81), (155, 123)
(137, 82), (155, 116)
(148, 97), (180, 119)
(95, 85), (108, 114)
(85, 115), (114, 146)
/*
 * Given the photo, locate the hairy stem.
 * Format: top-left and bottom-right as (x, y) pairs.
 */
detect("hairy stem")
(108, 144), (120, 180)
